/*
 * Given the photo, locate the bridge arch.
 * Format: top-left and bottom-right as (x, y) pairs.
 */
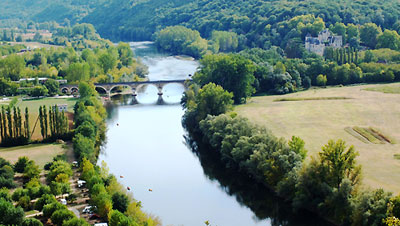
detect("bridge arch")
(95, 86), (108, 95)
(109, 85), (131, 93)
(61, 87), (70, 94)
(71, 87), (79, 94)
(160, 82), (186, 92)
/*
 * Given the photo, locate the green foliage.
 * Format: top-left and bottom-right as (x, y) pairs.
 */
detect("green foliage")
(63, 218), (90, 226)
(109, 210), (136, 226)
(78, 82), (97, 99)
(14, 156), (29, 173)
(376, 30), (400, 50)
(0, 55), (25, 81)
(47, 160), (72, 183)
(22, 218), (43, 226)
(85, 0), (400, 50)
(211, 30), (239, 53)
(360, 23), (382, 48)
(112, 192), (129, 213)
(0, 77), (19, 96)
(44, 79), (60, 96)
(17, 195), (31, 210)
(42, 201), (67, 218)
(38, 105), (70, 141)
(34, 193), (57, 211)
(316, 74), (327, 86)
(30, 86), (48, 97)
(288, 136), (307, 160)
(0, 198), (24, 225)
(66, 62), (90, 83)
(75, 121), (96, 140)
(117, 42), (134, 67)
(73, 133), (96, 162)
(50, 209), (75, 225)
(199, 114), (304, 188)
(155, 26), (208, 58)
(98, 51), (117, 74)
(352, 189), (392, 226)
(0, 188), (11, 202)
(0, 157), (15, 188)
(193, 83), (233, 121)
(12, 188), (28, 202)
(319, 140), (361, 189)
(194, 54), (255, 103)
(23, 160), (41, 180)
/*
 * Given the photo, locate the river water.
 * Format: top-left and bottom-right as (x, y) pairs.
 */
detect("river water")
(99, 42), (325, 226)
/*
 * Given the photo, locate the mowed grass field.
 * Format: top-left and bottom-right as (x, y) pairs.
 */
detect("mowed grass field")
(236, 83), (400, 193)
(0, 144), (67, 168)
(0, 97), (76, 140)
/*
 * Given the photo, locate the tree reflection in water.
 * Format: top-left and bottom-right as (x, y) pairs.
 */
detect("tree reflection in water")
(185, 136), (333, 226)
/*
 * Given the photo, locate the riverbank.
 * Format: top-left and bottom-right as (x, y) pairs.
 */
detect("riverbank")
(181, 80), (399, 225)
(236, 83), (400, 193)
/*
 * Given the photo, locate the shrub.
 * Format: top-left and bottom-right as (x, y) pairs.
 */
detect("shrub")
(316, 74), (327, 86)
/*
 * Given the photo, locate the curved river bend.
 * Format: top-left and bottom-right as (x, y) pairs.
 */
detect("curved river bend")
(99, 42), (326, 226)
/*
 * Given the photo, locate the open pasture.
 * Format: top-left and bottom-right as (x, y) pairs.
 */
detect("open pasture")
(236, 83), (400, 192)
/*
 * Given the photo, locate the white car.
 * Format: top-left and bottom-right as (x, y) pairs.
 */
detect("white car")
(60, 199), (67, 205)
(77, 180), (86, 188)
(82, 206), (93, 214)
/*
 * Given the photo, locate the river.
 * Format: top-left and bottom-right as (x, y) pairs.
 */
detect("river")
(98, 42), (326, 226)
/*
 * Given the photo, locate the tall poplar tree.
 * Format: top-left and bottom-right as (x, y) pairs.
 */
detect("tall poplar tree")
(25, 107), (30, 141)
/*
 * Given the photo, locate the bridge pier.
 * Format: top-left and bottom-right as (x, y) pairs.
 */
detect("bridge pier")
(156, 95), (164, 105)
(157, 85), (163, 97)
(131, 88), (138, 105)
(131, 88), (137, 97)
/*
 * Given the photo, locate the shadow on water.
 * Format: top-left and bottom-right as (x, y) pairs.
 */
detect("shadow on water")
(105, 94), (181, 120)
(185, 136), (334, 226)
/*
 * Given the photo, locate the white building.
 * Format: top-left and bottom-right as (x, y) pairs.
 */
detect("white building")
(53, 104), (68, 112)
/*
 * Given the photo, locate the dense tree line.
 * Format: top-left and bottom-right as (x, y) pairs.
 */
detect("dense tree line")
(0, 41), (146, 96)
(72, 82), (107, 163)
(0, 157), (16, 189)
(1, 0), (400, 53)
(0, 106), (30, 146)
(84, 0), (400, 45)
(191, 47), (400, 97)
(155, 26), (239, 58)
(182, 82), (400, 226)
(0, 0), (106, 25)
(72, 82), (159, 225)
(0, 43), (25, 56)
(38, 105), (70, 141)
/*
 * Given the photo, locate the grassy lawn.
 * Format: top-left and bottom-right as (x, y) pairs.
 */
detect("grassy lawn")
(16, 97), (77, 112)
(0, 143), (67, 168)
(364, 83), (400, 94)
(236, 83), (400, 193)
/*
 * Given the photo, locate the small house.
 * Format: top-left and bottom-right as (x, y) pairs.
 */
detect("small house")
(54, 104), (68, 112)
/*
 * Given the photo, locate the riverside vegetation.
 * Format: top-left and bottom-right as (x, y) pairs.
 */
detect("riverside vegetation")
(0, 82), (159, 225)
(0, 23), (148, 98)
(1, 0), (400, 225)
(181, 79), (400, 225)
(72, 82), (159, 225)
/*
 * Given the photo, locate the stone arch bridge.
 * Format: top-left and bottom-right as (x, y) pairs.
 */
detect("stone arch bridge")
(60, 79), (190, 98)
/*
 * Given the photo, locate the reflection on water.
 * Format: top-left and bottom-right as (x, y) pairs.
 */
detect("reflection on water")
(186, 137), (333, 226)
(100, 103), (269, 226)
(99, 42), (330, 226)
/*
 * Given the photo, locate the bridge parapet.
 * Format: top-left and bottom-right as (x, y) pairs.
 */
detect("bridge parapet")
(59, 79), (192, 97)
